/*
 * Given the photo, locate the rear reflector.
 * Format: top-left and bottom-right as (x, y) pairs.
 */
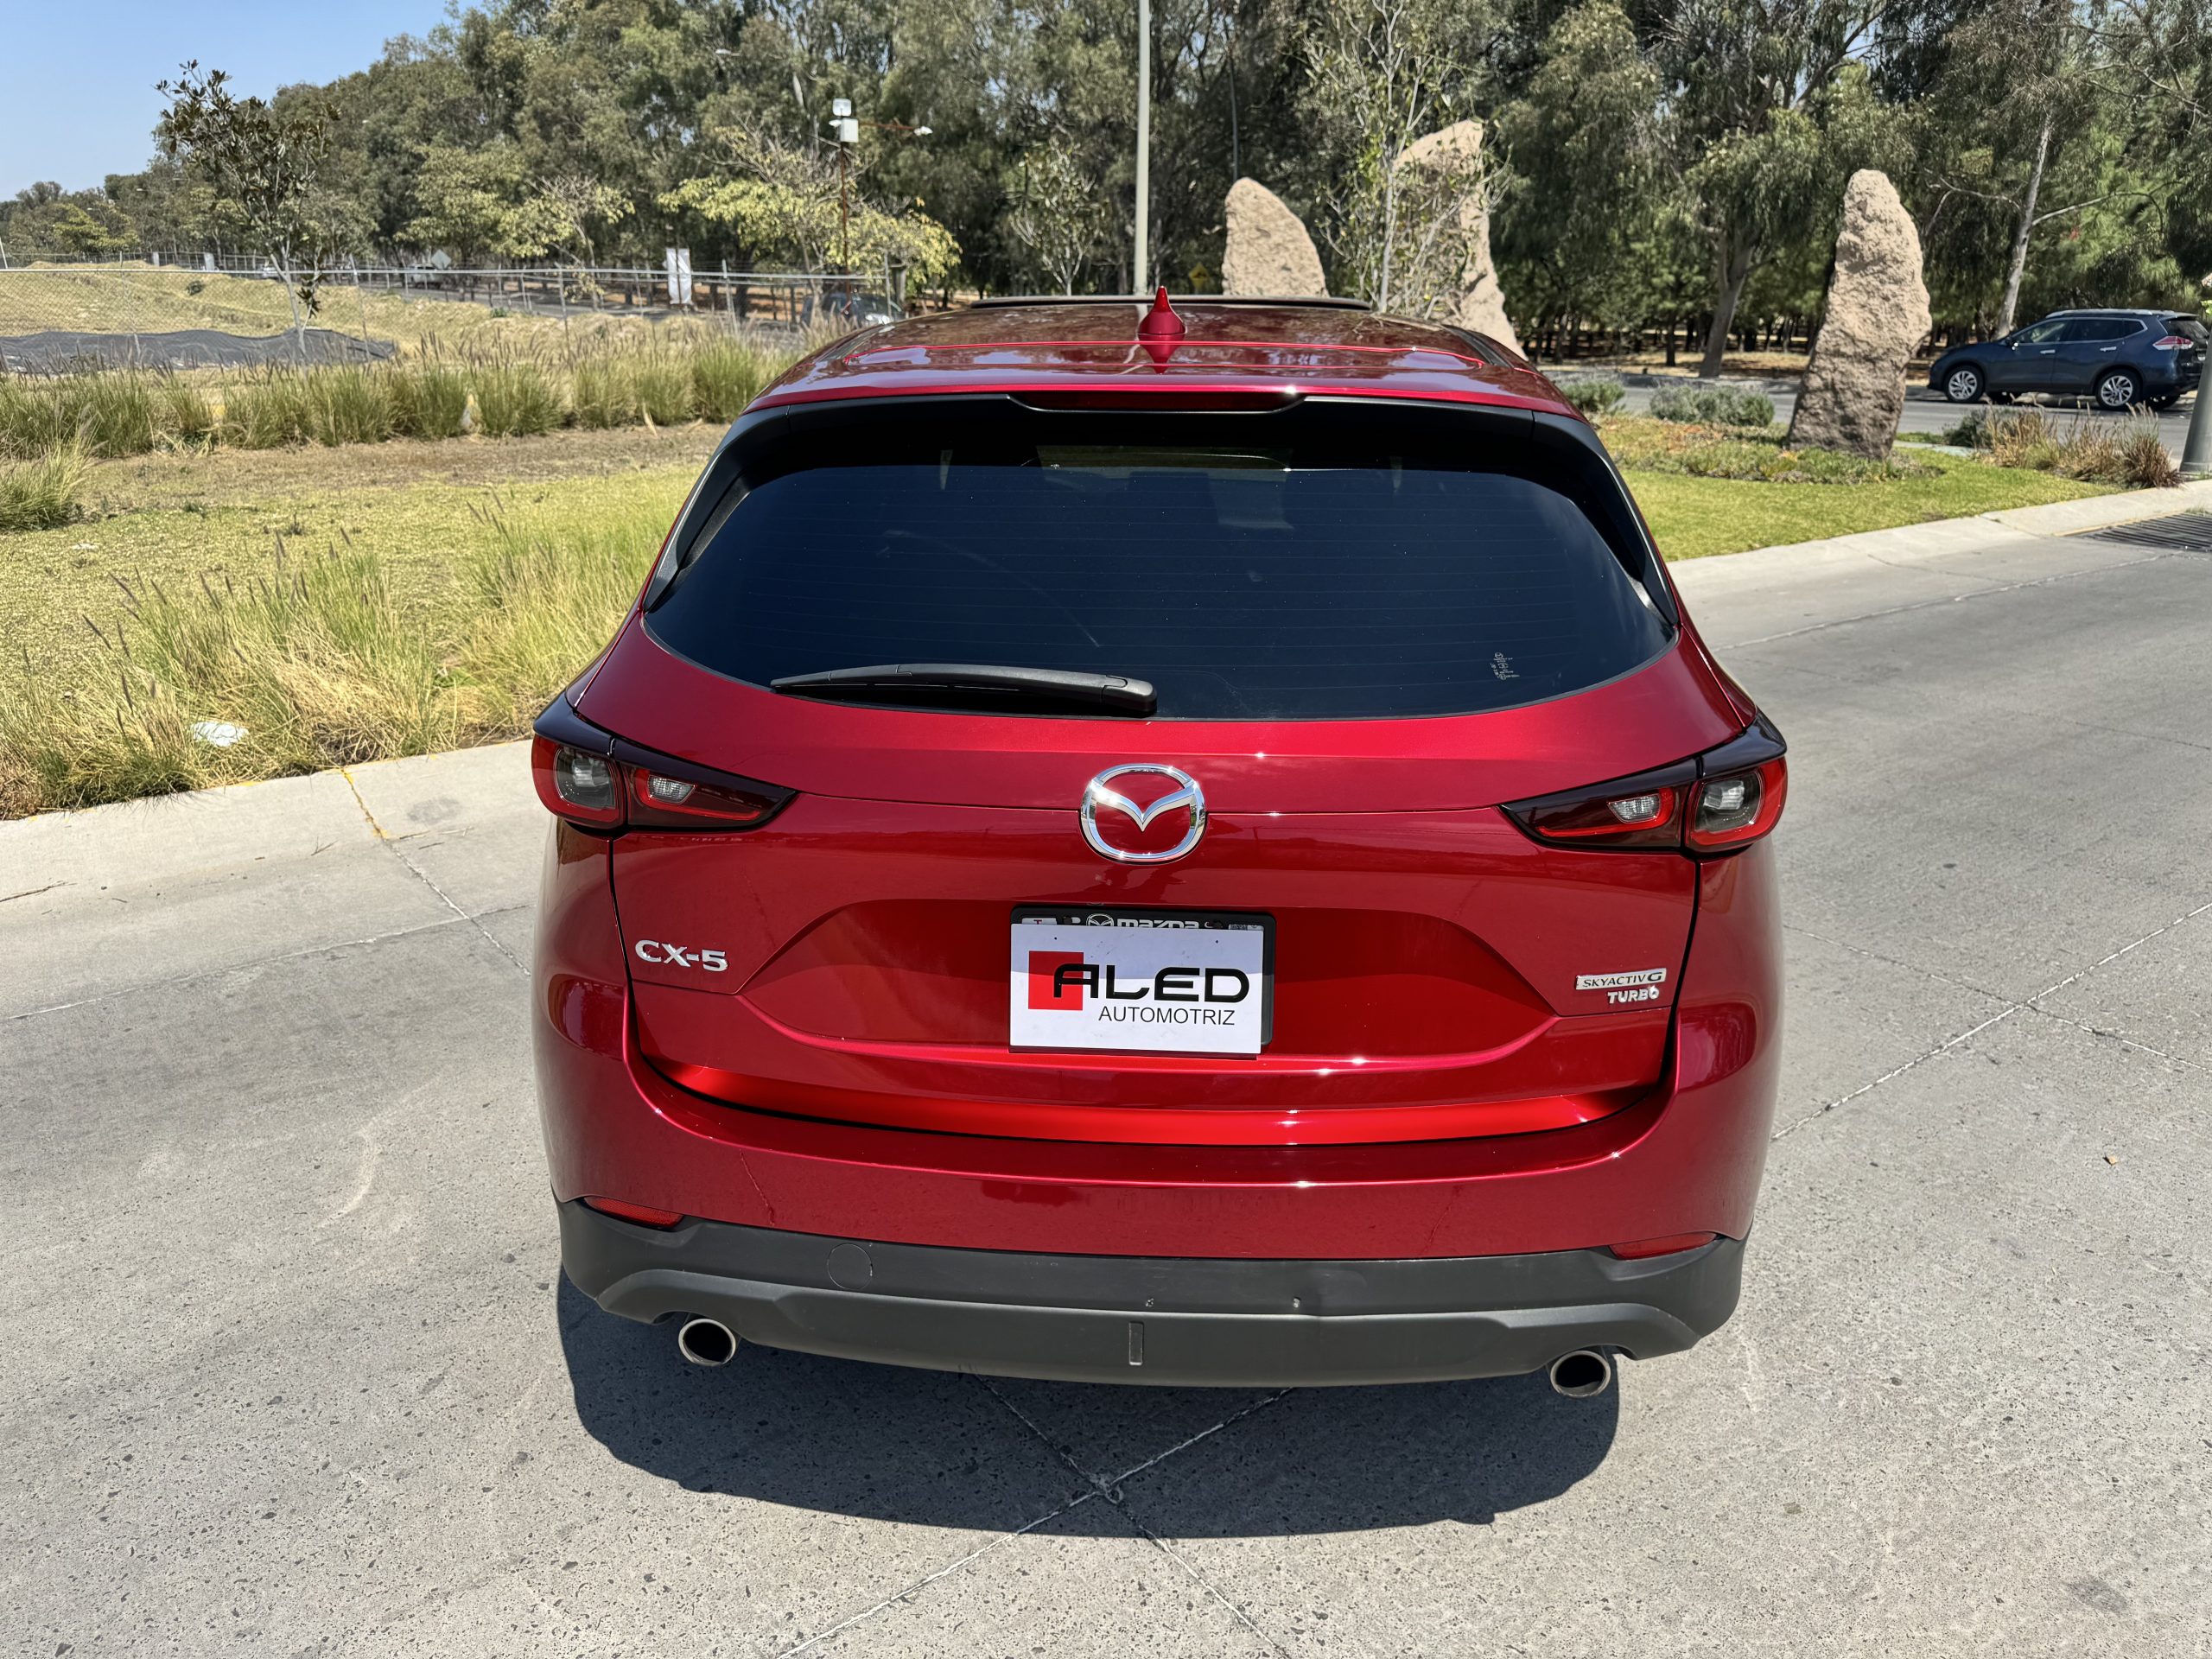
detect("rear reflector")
(1608, 1231), (1717, 1260)
(582, 1197), (685, 1229)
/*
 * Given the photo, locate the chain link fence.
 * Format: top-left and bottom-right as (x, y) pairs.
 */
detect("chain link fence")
(0, 261), (924, 373)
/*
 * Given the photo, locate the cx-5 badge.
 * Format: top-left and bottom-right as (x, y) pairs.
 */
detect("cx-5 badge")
(1080, 765), (1207, 864)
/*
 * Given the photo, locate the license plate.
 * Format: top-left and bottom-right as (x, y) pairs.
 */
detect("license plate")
(1009, 906), (1273, 1057)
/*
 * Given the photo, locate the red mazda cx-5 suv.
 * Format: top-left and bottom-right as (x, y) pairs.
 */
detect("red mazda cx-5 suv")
(532, 292), (1784, 1395)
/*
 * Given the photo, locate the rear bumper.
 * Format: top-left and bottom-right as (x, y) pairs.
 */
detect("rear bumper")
(561, 1198), (1745, 1387)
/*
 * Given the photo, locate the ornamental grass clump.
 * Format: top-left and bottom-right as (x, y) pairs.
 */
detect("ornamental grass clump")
(472, 360), (563, 436)
(0, 442), (88, 531)
(384, 361), (470, 439)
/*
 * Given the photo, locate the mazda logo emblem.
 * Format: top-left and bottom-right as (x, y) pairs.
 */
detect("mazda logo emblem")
(1080, 765), (1206, 864)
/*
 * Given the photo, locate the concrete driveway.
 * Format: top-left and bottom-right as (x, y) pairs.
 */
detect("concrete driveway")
(4, 490), (2209, 1656)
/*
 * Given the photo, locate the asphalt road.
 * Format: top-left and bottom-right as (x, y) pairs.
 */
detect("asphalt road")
(1610, 380), (2198, 453)
(5, 493), (2210, 1656)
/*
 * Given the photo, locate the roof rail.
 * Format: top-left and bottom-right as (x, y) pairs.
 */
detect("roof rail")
(970, 294), (1372, 311)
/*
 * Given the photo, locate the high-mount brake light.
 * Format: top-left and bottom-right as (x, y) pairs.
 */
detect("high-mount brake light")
(530, 700), (793, 833)
(1503, 715), (1788, 855)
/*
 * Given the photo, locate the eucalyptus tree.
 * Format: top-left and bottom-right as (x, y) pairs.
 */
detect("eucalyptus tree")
(1654, 0), (1910, 375)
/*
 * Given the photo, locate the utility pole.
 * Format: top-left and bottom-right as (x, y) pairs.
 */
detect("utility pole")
(2183, 384), (2211, 480)
(1135, 0), (1152, 292)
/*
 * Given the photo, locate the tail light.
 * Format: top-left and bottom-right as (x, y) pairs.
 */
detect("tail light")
(1504, 715), (1787, 855)
(531, 698), (792, 833)
(2151, 335), (2191, 351)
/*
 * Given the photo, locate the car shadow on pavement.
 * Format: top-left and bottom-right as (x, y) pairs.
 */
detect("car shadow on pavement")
(558, 1276), (1618, 1534)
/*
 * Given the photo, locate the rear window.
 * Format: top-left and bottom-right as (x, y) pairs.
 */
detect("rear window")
(646, 401), (1673, 721)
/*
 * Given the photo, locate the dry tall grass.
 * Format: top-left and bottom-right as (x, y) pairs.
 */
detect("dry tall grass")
(0, 493), (664, 817)
(1951, 408), (2182, 487)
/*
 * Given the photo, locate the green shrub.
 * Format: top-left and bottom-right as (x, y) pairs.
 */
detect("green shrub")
(1649, 385), (1775, 428)
(304, 366), (395, 447)
(156, 375), (217, 446)
(0, 443), (88, 531)
(0, 377), (71, 458)
(384, 363), (469, 440)
(630, 355), (694, 426)
(0, 373), (159, 459)
(691, 340), (772, 422)
(1560, 376), (1625, 419)
(473, 361), (563, 436)
(569, 359), (632, 429)
(222, 372), (312, 448)
(73, 372), (160, 457)
(1941, 409), (1991, 448)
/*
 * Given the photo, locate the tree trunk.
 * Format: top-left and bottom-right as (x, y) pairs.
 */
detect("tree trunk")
(1697, 237), (1755, 379)
(276, 245), (307, 365)
(1995, 113), (2053, 338)
(1664, 317), (1677, 367)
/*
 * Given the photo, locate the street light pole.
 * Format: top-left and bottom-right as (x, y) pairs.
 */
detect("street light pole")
(2183, 385), (2211, 480)
(1135, 0), (1152, 291)
(831, 99), (857, 276)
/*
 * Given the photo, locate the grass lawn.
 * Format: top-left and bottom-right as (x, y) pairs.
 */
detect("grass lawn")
(1626, 445), (2115, 559)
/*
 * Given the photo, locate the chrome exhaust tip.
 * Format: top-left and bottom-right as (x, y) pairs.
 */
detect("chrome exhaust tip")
(677, 1317), (739, 1368)
(1548, 1349), (1614, 1398)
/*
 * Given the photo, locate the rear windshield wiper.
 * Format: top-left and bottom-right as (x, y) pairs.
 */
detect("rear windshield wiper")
(769, 663), (1157, 716)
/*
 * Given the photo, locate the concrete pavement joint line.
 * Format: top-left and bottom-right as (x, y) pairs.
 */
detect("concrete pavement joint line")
(2043, 711), (2212, 755)
(971, 1376), (1297, 1656)
(1782, 920), (2015, 1007)
(1788, 921), (2203, 1072)
(772, 1490), (1106, 1658)
(1714, 551), (2180, 651)
(1, 908), (524, 1023)
(1096, 1389), (1295, 1494)
(339, 766), (526, 976)
(1773, 895), (2212, 1139)
(2018, 1002), (2204, 1073)
(1122, 1508), (1297, 1659)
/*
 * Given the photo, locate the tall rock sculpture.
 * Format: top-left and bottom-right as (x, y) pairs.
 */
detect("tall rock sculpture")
(1395, 121), (1521, 355)
(1786, 170), (1931, 459)
(1222, 178), (1328, 297)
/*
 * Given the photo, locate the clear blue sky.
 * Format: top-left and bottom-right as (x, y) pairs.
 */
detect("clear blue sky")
(1, 2), (457, 198)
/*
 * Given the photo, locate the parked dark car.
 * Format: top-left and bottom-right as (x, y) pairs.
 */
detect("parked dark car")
(1929, 309), (2208, 409)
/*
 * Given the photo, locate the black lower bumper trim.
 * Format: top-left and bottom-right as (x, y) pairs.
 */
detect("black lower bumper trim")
(558, 1201), (1744, 1388)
